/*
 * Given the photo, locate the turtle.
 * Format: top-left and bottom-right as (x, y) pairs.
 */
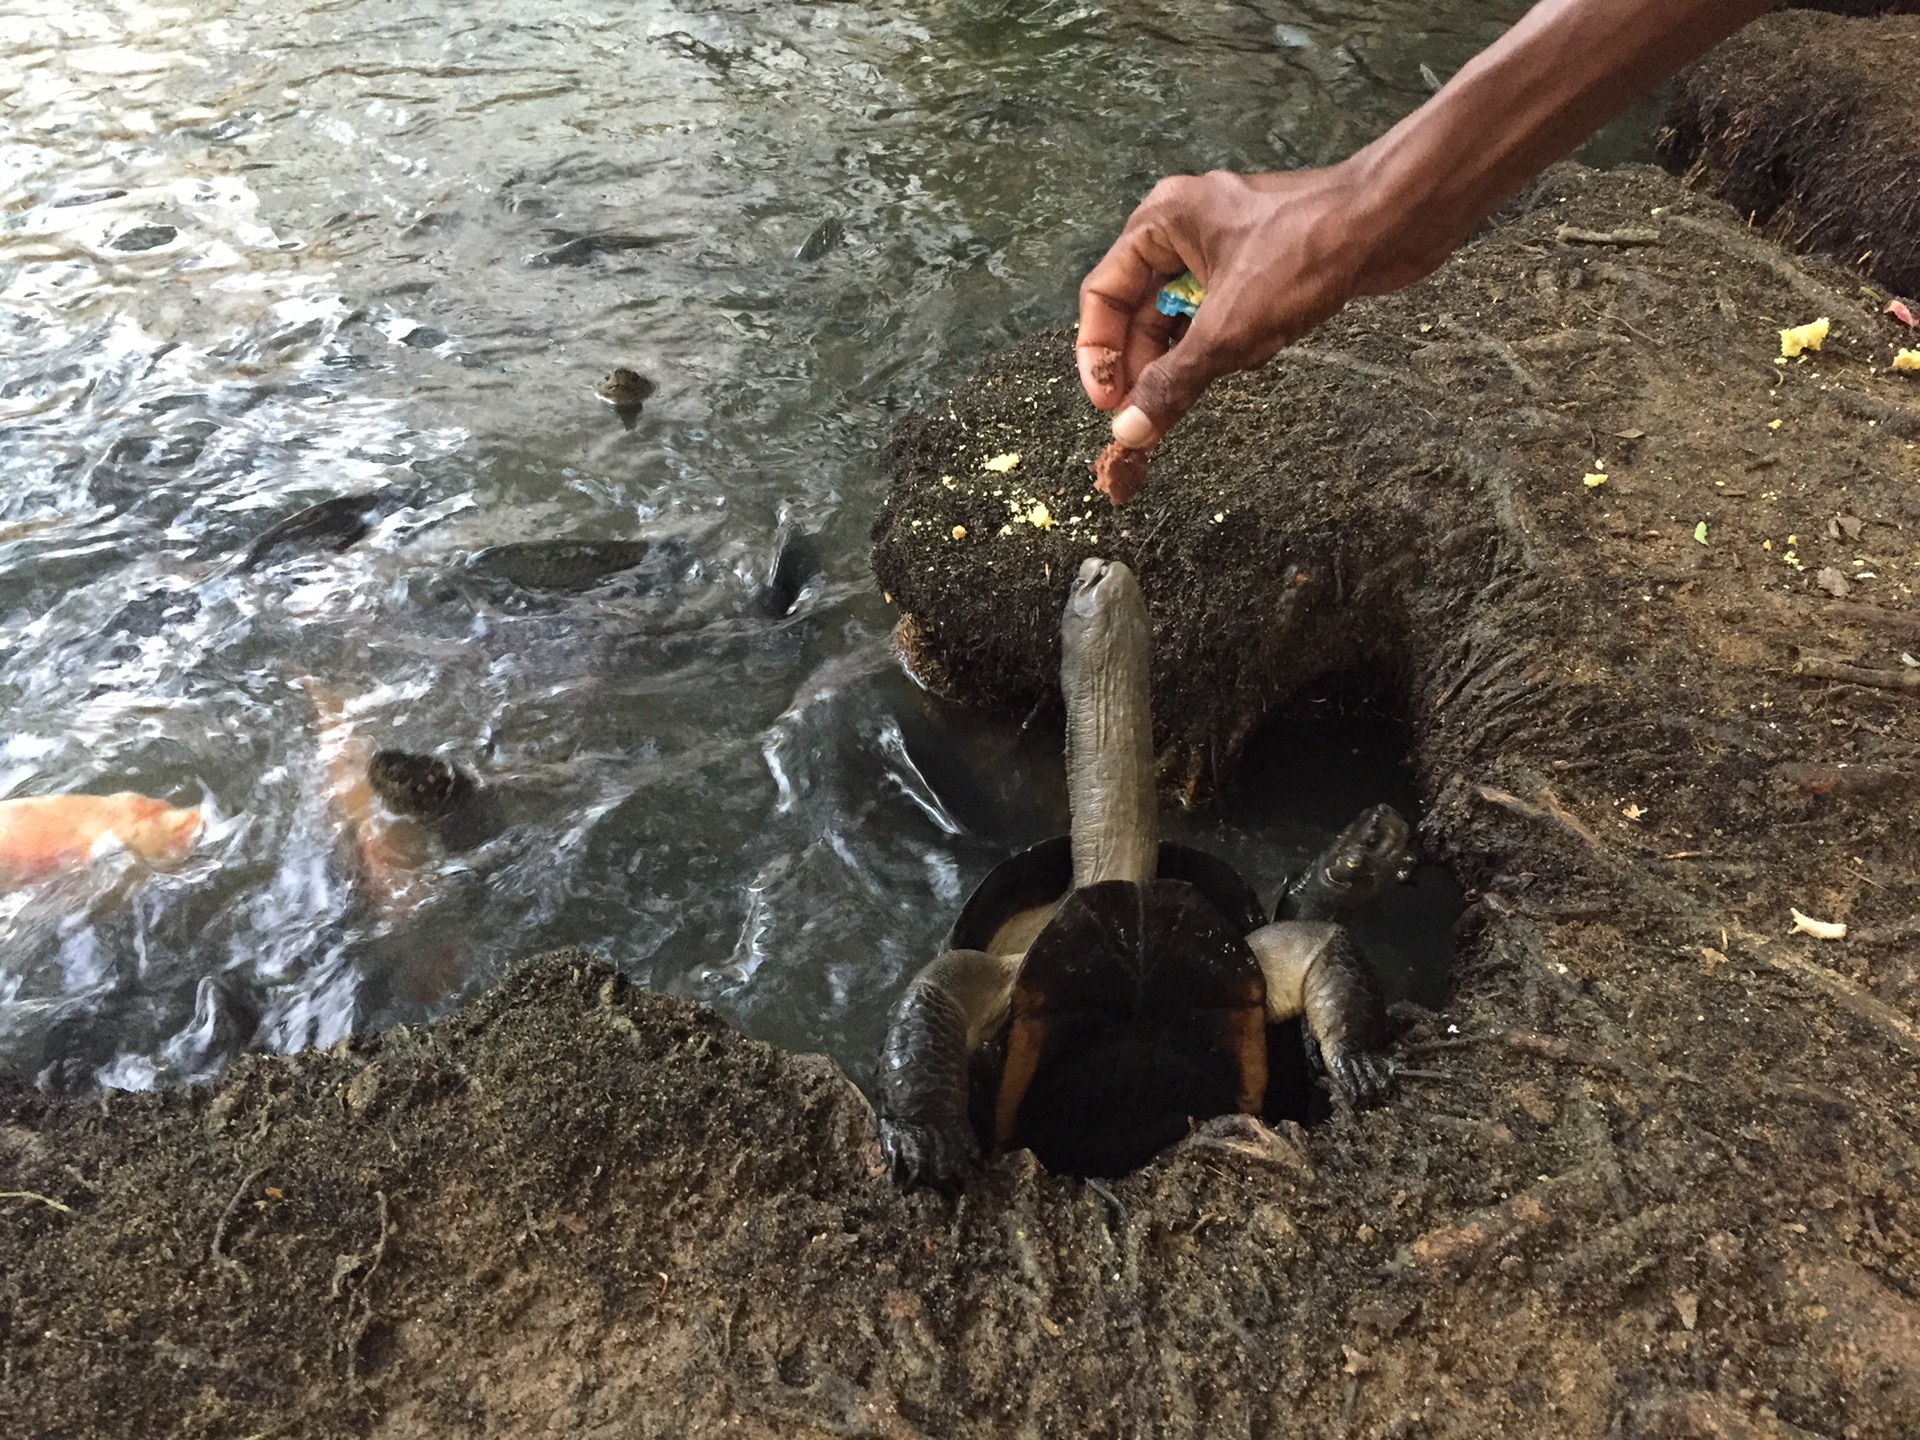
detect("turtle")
(597, 368), (655, 429)
(878, 556), (1412, 1187)
(367, 749), (496, 854)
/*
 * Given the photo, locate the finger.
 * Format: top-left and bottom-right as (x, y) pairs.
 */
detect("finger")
(1077, 224), (1194, 407)
(1111, 321), (1232, 447)
(1119, 293), (1181, 398)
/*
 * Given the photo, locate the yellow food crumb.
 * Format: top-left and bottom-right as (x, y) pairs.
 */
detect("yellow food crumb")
(1768, 419), (1782, 430)
(951, 525), (967, 540)
(1894, 349), (1920, 373)
(1583, 472), (1608, 488)
(1027, 503), (1054, 530)
(1779, 317), (1829, 357)
(982, 452), (1022, 473)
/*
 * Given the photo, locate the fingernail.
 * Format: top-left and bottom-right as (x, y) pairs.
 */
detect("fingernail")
(1112, 406), (1155, 448)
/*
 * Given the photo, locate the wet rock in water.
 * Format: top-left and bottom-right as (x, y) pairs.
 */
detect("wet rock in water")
(240, 490), (407, 571)
(108, 225), (178, 252)
(1662, 9), (1920, 295)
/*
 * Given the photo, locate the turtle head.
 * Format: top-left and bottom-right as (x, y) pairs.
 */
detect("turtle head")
(1324, 804), (1418, 896)
(1061, 558), (1157, 889)
(368, 750), (476, 821)
(1063, 557), (1146, 660)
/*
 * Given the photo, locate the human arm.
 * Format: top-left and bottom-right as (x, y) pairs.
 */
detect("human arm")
(1077, 0), (1783, 451)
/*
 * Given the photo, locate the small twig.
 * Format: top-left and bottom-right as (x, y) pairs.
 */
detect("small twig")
(1472, 782), (1604, 850)
(1459, 327), (1543, 394)
(1753, 947), (1920, 1059)
(1554, 225), (1661, 247)
(1795, 656), (1920, 694)
(209, 1165), (267, 1279)
(0, 1190), (74, 1214)
(1404, 1028), (1655, 1088)
(1084, 1177), (1129, 1230)
(1819, 600), (1920, 637)
(1280, 345), (1444, 395)
(1665, 212), (1853, 316)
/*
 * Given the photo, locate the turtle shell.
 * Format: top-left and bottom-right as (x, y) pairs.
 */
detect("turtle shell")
(994, 877), (1268, 1178)
(948, 837), (1267, 954)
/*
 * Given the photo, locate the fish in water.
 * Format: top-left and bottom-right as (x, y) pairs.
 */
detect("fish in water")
(302, 679), (437, 922)
(0, 792), (203, 888)
(241, 489), (409, 571)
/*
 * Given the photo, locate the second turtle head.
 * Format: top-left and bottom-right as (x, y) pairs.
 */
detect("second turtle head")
(368, 749), (477, 822)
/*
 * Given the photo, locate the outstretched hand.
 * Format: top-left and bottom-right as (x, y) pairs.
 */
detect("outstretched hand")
(1074, 0), (1784, 456)
(1075, 164), (1417, 450)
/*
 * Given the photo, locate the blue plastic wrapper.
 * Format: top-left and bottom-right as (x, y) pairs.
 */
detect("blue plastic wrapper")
(1155, 271), (1205, 319)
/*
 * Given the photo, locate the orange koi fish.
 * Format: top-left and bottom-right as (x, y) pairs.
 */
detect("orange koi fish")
(0, 792), (203, 888)
(300, 679), (434, 922)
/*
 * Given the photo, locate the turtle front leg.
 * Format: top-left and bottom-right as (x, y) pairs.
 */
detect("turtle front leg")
(1246, 922), (1394, 1106)
(879, 948), (1018, 1190)
(1276, 804), (1417, 922)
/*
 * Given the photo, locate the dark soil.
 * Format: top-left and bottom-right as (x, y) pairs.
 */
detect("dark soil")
(8, 162), (1920, 1438)
(1662, 10), (1920, 298)
(1785, 0), (1920, 15)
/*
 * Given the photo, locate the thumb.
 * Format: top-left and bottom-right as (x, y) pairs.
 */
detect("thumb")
(1111, 334), (1226, 448)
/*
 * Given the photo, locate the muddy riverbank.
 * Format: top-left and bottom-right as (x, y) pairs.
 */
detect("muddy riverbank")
(1663, 9), (1920, 297)
(8, 162), (1920, 1437)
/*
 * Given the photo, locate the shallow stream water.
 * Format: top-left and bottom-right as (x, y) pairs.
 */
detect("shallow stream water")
(0, 0), (1650, 1093)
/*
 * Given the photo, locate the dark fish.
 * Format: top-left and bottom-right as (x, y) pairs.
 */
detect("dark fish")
(167, 973), (262, 1078)
(240, 491), (402, 571)
(459, 538), (662, 594)
(794, 215), (844, 262)
(110, 225), (178, 252)
(368, 749), (475, 821)
(108, 587), (201, 641)
(528, 233), (671, 267)
(51, 189), (127, 208)
(756, 524), (821, 618)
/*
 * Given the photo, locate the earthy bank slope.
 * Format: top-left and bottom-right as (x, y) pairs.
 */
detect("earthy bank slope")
(1663, 9), (1920, 299)
(4, 162), (1920, 1438)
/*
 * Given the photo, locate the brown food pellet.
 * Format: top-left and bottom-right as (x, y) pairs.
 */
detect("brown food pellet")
(1091, 440), (1150, 505)
(1086, 346), (1122, 390)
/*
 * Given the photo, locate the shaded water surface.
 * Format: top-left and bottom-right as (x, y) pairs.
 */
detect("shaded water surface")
(0, 0), (1586, 1089)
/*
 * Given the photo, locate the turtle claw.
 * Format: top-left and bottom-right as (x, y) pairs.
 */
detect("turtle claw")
(1325, 1047), (1397, 1108)
(880, 1117), (978, 1192)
